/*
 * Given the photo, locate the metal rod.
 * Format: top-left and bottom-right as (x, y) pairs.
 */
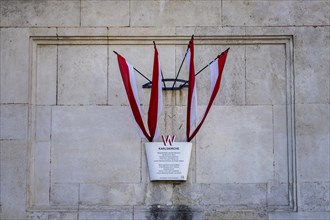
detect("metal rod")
(171, 35), (194, 89)
(113, 51), (152, 83)
(179, 48), (230, 88)
(161, 70), (167, 89)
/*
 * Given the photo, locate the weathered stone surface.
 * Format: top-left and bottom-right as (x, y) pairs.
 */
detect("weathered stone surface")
(0, 141), (27, 219)
(196, 105), (273, 183)
(0, 28), (29, 103)
(131, 1), (221, 27)
(79, 207), (132, 220)
(57, 27), (108, 37)
(33, 142), (51, 207)
(206, 207), (268, 220)
(246, 44), (286, 105)
(300, 182), (330, 212)
(48, 212), (78, 220)
(172, 183), (267, 206)
(269, 211), (330, 220)
(145, 183), (174, 205)
(80, 183), (145, 206)
(28, 211), (78, 220)
(175, 26), (246, 36)
(108, 27), (176, 37)
(50, 183), (79, 206)
(51, 106), (141, 183)
(36, 45), (57, 105)
(267, 183), (289, 206)
(296, 104), (330, 181)
(134, 205), (204, 220)
(0, 104), (28, 140)
(36, 106), (52, 141)
(273, 105), (289, 183)
(58, 45), (107, 105)
(294, 27), (329, 104)
(0, 0), (80, 27)
(222, 0), (329, 26)
(81, 0), (129, 27)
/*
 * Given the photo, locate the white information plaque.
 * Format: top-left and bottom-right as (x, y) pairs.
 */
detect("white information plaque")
(145, 142), (192, 181)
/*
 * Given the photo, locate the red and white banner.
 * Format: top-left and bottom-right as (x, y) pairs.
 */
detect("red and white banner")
(116, 43), (163, 142)
(187, 48), (229, 141)
(186, 37), (198, 140)
(148, 43), (163, 141)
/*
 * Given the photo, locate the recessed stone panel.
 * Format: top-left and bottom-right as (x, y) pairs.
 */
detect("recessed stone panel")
(51, 106), (141, 184)
(58, 45), (107, 105)
(36, 45), (57, 105)
(80, 183), (145, 206)
(196, 105), (274, 183)
(246, 45), (286, 105)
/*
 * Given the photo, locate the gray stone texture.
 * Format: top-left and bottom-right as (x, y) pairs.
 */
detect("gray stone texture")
(0, 104), (28, 139)
(58, 45), (108, 105)
(0, 28), (29, 103)
(0, 0), (329, 219)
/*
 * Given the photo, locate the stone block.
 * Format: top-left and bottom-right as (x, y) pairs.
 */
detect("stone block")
(0, 104), (28, 140)
(29, 27), (57, 37)
(108, 45), (175, 106)
(57, 27), (108, 37)
(0, 28), (29, 103)
(206, 207), (268, 220)
(267, 183), (289, 206)
(246, 44), (286, 105)
(0, 0), (80, 27)
(172, 183), (267, 206)
(48, 212), (78, 220)
(58, 45), (107, 105)
(80, 183), (145, 206)
(196, 105), (274, 183)
(81, 1), (129, 27)
(144, 183), (173, 205)
(294, 27), (329, 104)
(108, 27), (176, 37)
(28, 211), (78, 220)
(79, 207), (132, 220)
(134, 205), (204, 220)
(51, 106), (141, 183)
(50, 183), (79, 206)
(33, 142), (51, 207)
(269, 211), (330, 220)
(0, 141), (27, 219)
(36, 106), (52, 141)
(222, 0), (329, 26)
(296, 104), (329, 181)
(273, 105), (289, 183)
(36, 45), (57, 105)
(131, 1), (220, 27)
(175, 26), (246, 36)
(300, 182), (330, 212)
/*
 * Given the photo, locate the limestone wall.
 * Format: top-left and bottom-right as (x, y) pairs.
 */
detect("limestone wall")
(0, 0), (329, 219)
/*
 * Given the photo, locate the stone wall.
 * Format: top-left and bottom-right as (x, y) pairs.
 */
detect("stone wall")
(0, 0), (329, 219)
